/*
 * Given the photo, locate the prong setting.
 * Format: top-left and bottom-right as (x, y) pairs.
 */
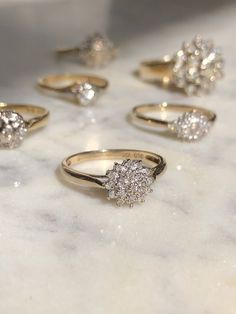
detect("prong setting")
(71, 82), (99, 105)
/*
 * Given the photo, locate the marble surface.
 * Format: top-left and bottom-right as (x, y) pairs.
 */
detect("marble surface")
(0, 0), (236, 313)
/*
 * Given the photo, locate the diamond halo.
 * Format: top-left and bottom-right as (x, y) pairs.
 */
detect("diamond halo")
(103, 159), (155, 207)
(168, 111), (211, 141)
(172, 35), (224, 95)
(0, 110), (28, 148)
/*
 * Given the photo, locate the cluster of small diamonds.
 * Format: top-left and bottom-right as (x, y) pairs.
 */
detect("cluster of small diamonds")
(168, 111), (211, 141)
(79, 33), (115, 67)
(0, 110), (27, 148)
(104, 159), (154, 207)
(71, 82), (98, 105)
(172, 36), (224, 95)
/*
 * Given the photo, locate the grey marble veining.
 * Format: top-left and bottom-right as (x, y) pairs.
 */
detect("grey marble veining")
(0, 0), (236, 313)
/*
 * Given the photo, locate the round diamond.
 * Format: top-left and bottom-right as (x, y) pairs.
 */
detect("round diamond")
(168, 111), (211, 141)
(71, 82), (98, 105)
(0, 110), (27, 148)
(104, 159), (154, 207)
(172, 36), (224, 95)
(78, 33), (116, 67)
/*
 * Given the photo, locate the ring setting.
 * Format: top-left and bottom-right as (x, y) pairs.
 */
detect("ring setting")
(131, 103), (216, 142)
(168, 111), (211, 141)
(104, 159), (155, 207)
(78, 33), (117, 67)
(139, 35), (224, 95)
(70, 82), (99, 105)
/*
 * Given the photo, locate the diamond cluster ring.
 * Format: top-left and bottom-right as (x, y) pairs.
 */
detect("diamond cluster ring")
(131, 103), (216, 142)
(56, 33), (117, 68)
(139, 35), (224, 95)
(61, 149), (166, 207)
(0, 103), (49, 149)
(38, 74), (108, 105)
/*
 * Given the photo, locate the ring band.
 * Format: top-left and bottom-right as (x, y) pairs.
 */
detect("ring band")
(138, 36), (224, 95)
(0, 102), (49, 148)
(132, 103), (216, 141)
(61, 149), (166, 207)
(38, 74), (108, 105)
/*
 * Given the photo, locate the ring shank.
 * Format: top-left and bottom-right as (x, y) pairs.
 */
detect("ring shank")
(132, 103), (217, 128)
(0, 103), (49, 131)
(61, 149), (166, 188)
(38, 74), (108, 92)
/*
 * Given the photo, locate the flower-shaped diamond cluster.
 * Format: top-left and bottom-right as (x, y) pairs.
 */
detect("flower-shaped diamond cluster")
(173, 35), (224, 95)
(79, 33), (116, 67)
(0, 110), (27, 148)
(104, 159), (154, 207)
(168, 111), (211, 141)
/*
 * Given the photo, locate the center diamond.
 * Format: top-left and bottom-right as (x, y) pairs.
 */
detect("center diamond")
(71, 82), (98, 105)
(104, 159), (154, 207)
(0, 110), (27, 148)
(168, 111), (211, 141)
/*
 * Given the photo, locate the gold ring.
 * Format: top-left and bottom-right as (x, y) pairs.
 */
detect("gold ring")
(38, 74), (108, 106)
(138, 35), (224, 95)
(61, 149), (166, 207)
(0, 102), (49, 149)
(131, 102), (216, 142)
(56, 33), (117, 68)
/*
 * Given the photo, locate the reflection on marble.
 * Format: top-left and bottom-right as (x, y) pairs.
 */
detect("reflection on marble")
(0, 0), (236, 313)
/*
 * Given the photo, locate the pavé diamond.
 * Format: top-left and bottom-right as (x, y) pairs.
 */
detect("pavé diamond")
(172, 35), (224, 95)
(79, 33), (116, 67)
(104, 159), (154, 207)
(71, 82), (98, 105)
(0, 110), (27, 148)
(168, 111), (211, 141)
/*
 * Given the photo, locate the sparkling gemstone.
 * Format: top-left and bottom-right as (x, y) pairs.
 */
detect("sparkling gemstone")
(168, 111), (211, 141)
(104, 159), (154, 207)
(78, 33), (116, 67)
(71, 82), (98, 105)
(0, 110), (27, 148)
(172, 36), (224, 95)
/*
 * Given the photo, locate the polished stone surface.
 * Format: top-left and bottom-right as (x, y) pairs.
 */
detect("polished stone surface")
(0, 0), (236, 313)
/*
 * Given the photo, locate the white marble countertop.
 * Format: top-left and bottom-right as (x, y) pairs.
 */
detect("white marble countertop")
(0, 0), (236, 313)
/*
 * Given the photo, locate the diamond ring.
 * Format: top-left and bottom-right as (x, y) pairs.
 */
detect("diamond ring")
(131, 103), (216, 142)
(138, 35), (224, 95)
(0, 103), (49, 149)
(38, 74), (108, 106)
(61, 149), (166, 207)
(56, 33), (117, 68)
